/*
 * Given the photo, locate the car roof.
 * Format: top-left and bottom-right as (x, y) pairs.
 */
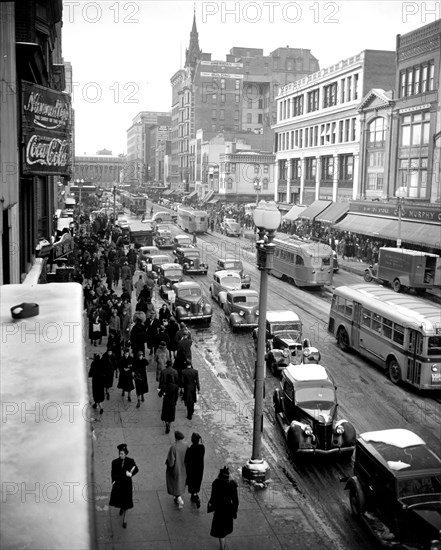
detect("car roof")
(267, 310), (301, 323)
(358, 429), (441, 476)
(150, 255), (170, 261)
(173, 281), (200, 289)
(161, 263), (182, 270)
(175, 234), (191, 240)
(219, 258), (242, 263)
(214, 270), (242, 278)
(227, 289), (259, 297)
(284, 364), (331, 383)
(177, 247), (199, 253)
(140, 246), (159, 252)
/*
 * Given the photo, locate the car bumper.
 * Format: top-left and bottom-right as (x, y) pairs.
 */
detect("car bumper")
(178, 313), (212, 321)
(231, 321), (258, 329)
(184, 268), (207, 274)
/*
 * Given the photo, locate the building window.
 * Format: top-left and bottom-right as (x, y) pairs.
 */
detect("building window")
(347, 77), (352, 101)
(339, 154), (353, 181)
(247, 113), (252, 123)
(292, 95), (304, 117)
(400, 111), (430, 147)
(367, 173), (384, 191)
(340, 78), (345, 103)
(263, 164), (269, 173)
(227, 178), (233, 189)
(291, 159), (300, 180)
(247, 99), (253, 109)
(321, 156), (333, 181)
(305, 158), (316, 181)
(220, 93), (226, 103)
(212, 109), (217, 119)
(258, 99), (263, 109)
(212, 94), (217, 103)
(351, 118), (356, 141)
(399, 60), (435, 97)
(323, 82), (337, 108)
(399, 158), (428, 199)
(339, 120), (344, 143)
(258, 114), (263, 124)
(235, 93), (240, 103)
(235, 80), (240, 90)
(220, 109), (225, 120)
(234, 110), (239, 120)
(354, 73), (359, 100)
(220, 78), (226, 89)
(307, 89), (319, 112)
(368, 117), (386, 147)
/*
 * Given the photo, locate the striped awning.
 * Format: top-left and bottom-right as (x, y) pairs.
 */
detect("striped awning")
(298, 200), (333, 221)
(316, 202), (350, 224)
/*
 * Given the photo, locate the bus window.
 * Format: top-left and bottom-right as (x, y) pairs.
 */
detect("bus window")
(322, 256), (331, 266)
(428, 336), (441, 355)
(393, 324), (405, 346)
(362, 308), (371, 328)
(372, 313), (382, 333)
(345, 301), (353, 318)
(295, 255), (304, 266)
(383, 318), (393, 339)
(337, 297), (346, 314)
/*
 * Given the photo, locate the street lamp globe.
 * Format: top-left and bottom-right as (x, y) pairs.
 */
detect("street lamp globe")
(395, 186), (407, 199)
(253, 200), (281, 230)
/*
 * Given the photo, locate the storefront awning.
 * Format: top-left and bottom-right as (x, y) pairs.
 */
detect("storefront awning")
(382, 220), (441, 249)
(316, 202), (349, 224)
(283, 205), (307, 221)
(207, 198), (219, 205)
(162, 189), (173, 196)
(186, 190), (198, 200)
(298, 200), (333, 221)
(334, 214), (393, 238)
(201, 190), (214, 204)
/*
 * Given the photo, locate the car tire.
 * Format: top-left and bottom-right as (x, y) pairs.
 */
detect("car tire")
(392, 278), (402, 293)
(363, 271), (372, 283)
(388, 358), (402, 385)
(337, 328), (350, 352)
(341, 421), (356, 447)
(156, 218), (162, 224)
(273, 391), (282, 414)
(349, 484), (366, 517)
(287, 424), (302, 455)
(230, 319), (237, 333)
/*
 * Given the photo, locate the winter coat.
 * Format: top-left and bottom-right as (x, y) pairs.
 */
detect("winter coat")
(89, 357), (105, 404)
(165, 319), (180, 352)
(159, 366), (179, 392)
(155, 346), (171, 381)
(130, 321), (147, 355)
(109, 456), (139, 510)
(209, 477), (239, 538)
(165, 440), (189, 496)
(132, 357), (149, 395)
(101, 351), (117, 389)
(185, 443), (205, 494)
(117, 356), (135, 392)
(181, 367), (200, 414)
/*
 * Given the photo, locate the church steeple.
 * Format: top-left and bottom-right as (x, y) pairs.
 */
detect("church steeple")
(185, 7), (201, 73)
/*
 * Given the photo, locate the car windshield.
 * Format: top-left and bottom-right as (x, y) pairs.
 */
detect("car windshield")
(185, 252), (200, 259)
(152, 257), (169, 265)
(178, 287), (202, 298)
(272, 322), (302, 340)
(398, 475), (441, 498)
(295, 386), (335, 409)
(164, 268), (182, 277)
(220, 275), (241, 288)
(223, 261), (241, 270)
(233, 295), (259, 305)
(177, 238), (191, 245)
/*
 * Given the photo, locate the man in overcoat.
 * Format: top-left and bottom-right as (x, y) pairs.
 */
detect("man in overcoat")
(181, 362), (200, 420)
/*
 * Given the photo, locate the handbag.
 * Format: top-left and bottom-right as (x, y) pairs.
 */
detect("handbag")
(207, 500), (215, 513)
(93, 323), (101, 332)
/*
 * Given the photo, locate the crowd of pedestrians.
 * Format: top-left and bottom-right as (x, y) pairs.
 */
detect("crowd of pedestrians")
(71, 220), (239, 545)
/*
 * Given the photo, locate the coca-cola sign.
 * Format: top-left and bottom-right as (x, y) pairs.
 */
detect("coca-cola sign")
(21, 81), (72, 175)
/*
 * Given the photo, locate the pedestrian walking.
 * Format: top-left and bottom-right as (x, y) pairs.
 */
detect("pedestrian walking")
(146, 312), (160, 355)
(130, 318), (147, 356)
(192, 232), (197, 245)
(155, 341), (171, 383)
(118, 349), (135, 402)
(88, 353), (105, 414)
(185, 432), (205, 508)
(165, 431), (188, 509)
(165, 316), (179, 359)
(132, 350), (149, 408)
(101, 348), (117, 400)
(134, 275), (145, 300)
(181, 362), (200, 420)
(109, 443), (139, 529)
(207, 467), (239, 550)
(159, 370), (179, 434)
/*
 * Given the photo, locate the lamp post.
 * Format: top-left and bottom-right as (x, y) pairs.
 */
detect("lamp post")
(395, 186), (407, 248)
(113, 185), (117, 224)
(75, 178), (84, 214)
(254, 178), (262, 206)
(242, 200), (281, 485)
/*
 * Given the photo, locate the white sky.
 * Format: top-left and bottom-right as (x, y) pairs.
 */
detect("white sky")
(62, 0), (440, 156)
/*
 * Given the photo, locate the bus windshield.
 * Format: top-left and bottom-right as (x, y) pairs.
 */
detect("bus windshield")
(428, 336), (441, 356)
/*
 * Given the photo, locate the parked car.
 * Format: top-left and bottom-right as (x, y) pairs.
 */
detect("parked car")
(175, 247), (208, 275)
(137, 246), (160, 269)
(158, 263), (184, 299)
(344, 428), (441, 549)
(209, 270), (243, 306)
(155, 225), (173, 248)
(216, 258), (251, 289)
(253, 310), (303, 375)
(220, 218), (242, 237)
(223, 289), (260, 331)
(273, 363), (356, 458)
(145, 254), (172, 278)
(169, 281), (212, 324)
(173, 234), (194, 252)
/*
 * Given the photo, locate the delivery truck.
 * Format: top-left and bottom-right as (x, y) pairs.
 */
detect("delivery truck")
(363, 247), (441, 294)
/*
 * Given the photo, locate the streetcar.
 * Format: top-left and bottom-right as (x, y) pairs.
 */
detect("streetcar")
(177, 207), (209, 234)
(328, 284), (441, 390)
(0, 282), (96, 549)
(271, 237), (334, 287)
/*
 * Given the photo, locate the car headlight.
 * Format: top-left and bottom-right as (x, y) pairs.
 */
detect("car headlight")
(189, 261), (194, 266)
(256, 310), (259, 316)
(304, 426), (313, 436)
(166, 282), (170, 288)
(335, 425), (345, 435)
(431, 365), (439, 372)
(239, 311), (244, 316)
(185, 304), (190, 309)
(282, 350), (289, 357)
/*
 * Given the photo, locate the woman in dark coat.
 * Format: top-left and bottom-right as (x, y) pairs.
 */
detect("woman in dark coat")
(101, 348), (117, 400)
(118, 349), (134, 402)
(165, 317), (179, 359)
(132, 350), (149, 408)
(159, 373), (179, 434)
(208, 467), (239, 550)
(185, 432), (205, 507)
(88, 353), (105, 413)
(109, 443), (139, 528)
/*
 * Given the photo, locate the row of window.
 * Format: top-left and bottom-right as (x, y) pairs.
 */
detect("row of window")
(278, 74), (359, 120)
(399, 60), (435, 98)
(221, 163), (270, 174)
(276, 118), (357, 151)
(278, 154), (354, 181)
(219, 178), (269, 190)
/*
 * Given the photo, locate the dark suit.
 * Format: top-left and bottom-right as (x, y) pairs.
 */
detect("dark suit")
(181, 366), (200, 419)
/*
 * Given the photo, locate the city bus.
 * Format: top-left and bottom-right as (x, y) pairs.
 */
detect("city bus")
(271, 237), (334, 287)
(177, 207), (209, 234)
(0, 282), (96, 549)
(328, 284), (441, 390)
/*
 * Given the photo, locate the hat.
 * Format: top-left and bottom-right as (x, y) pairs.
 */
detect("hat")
(191, 432), (201, 444)
(174, 431), (185, 440)
(117, 444), (128, 454)
(159, 341), (166, 347)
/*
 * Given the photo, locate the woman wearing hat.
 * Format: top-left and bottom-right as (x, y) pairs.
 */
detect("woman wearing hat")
(132, 350), (149, 408)
(165, 431), (188, 509)
(185, 433), (205, 508)
(207, 467), (239, 550)
(88, 353), (105, 414)
(109, 444), (139, 528)
(155, 341), (171, 383)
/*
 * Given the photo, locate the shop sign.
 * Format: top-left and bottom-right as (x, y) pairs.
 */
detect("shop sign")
(350, 201), (441, 223)
(21, 81), (72, 175)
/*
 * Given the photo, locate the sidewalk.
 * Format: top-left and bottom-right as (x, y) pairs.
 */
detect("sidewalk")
(88, 275), (334, 550)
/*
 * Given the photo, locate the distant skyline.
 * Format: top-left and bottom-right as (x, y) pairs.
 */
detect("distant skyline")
(62, 0), (439, 156)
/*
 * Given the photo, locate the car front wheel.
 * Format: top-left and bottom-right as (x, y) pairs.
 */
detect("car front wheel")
(349, 484), (366, 517)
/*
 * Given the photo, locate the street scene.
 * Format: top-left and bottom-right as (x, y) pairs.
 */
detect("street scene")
(1, 2), (441, 550)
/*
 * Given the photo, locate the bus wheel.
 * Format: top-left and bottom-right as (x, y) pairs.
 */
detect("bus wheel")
(337, 328), (349, 352)
(388, 359), (401, 384)
(392, 278), (401, 293)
